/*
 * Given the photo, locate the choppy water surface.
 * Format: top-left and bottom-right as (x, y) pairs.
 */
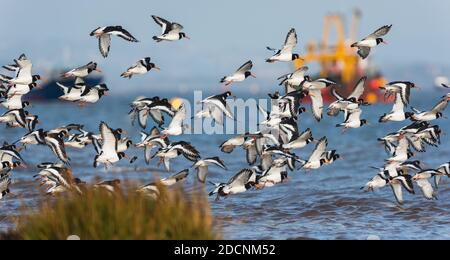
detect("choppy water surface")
(1, 92), (449, 240)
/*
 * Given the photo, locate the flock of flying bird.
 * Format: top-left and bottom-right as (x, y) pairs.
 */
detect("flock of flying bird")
(0, 17), (449, 205)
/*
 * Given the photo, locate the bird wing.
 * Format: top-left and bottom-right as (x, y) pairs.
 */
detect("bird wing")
(370, 24), (392, 38)
(167, 104), (186, 129)
(416, 179), (435, 200)
(330, 87), (344, 101)
(116, 27), (139, 42)
(392, 92), (405, 113)
(138, 109), (149, 129)
(228, 169), (254, 186)
(196, 166), (209, 183)
(45, 136), (70, 165)
(245, 144), (258, 165)
(99, 122), (118, 154)
(349, 77), (367, 100)
(210, 105), (224, 125)
(99, 34), (111, 58)
(345, 108), (362, 123)
(170, 23), (184, 34)
(152, 15), (172, 35)
(390, 182), (404, 204)
(431, 99), (448, 113)
(280, 28), (297, 54)
(309, 89), (323, 121)
(357, 46), (371, 59)
(235, 60), (253, 74)
(309, 137), (327, 163)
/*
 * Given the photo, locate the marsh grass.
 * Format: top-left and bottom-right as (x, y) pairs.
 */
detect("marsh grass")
(13, 185), (218, 240)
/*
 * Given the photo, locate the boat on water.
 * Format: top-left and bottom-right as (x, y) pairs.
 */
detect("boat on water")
(25, 70), (103, 101)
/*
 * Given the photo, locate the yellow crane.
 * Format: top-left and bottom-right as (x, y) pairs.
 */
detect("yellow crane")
(294, 9), (361, 85)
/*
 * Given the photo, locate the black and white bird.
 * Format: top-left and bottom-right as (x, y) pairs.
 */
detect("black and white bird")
(161, 104), (188, 137)
(336, 108), (368, 130)
(135, 127), (169, 164)
(151, 15), (189, 42)
(277, 66), (308, 93)
(388, 174), (415, 205)
(94, 179), (121, 193)
(308, 88), (324, 122)
(154, 141), (200, 171)
(412, 169), (441, 200)
(58, 77), (87, 102)
(328, 77), (368, 116)
(63, 62), (101, 78)
(302, 77), (337, 91)
(121, 57), (160, 79)
(302, 137), (339, 170)
(379, 92), (413, 123)
(196, 92), (235, 124)
(209, 169), (256, 200)
(380, 81), (418, 105)
(90, 26), (139, 58)
(410, 98), (449, 122)
(255, 158), (289, 189)
(412, 170), (441, 200)
(282, 128), (314, 150)
(130, 97), (175, 128)
(351, 25), (392, 59)
(0, 54), (45, 86)
(220, 60), (255, 86)
(219, 134), (249, 153)
(193, 157), (227, 183)
(266, 28), (301, 63)
(1, 93), (30, 110)
(93, 122), (127, 168)
(0, 109), (32, 129)
(77, 84), (109, 104)
(34, 164), (83, 195)
(137, 169), (190, 199)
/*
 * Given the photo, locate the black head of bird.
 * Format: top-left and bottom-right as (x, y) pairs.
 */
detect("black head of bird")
(149, 63), (160, 71)
(347, 97), (358, 103)
(1, 161), (12, 169)
(117, 152), (126, 160)
(436, 112), (444, 119)
(179, 32), (190, 40)
(126, 140), (133, 148)
(244, 71), (256, 79)
(376, 38), (387, 45)
(22, 101), (31, 108)
(292, 54), (302, 61)
(361, 119), (369, 126)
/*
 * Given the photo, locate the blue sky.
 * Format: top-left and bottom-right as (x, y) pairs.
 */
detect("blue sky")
(1, 0), (450, 93)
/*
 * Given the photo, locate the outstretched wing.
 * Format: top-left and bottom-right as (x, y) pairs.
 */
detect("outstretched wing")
(370, 24), (392, 38)
(281, 28), (297, 53)
(235, 60), (253, 74)
(99, 34), (111, 58)
(349, 77), (367, 100)
(152, 15), (172, 35)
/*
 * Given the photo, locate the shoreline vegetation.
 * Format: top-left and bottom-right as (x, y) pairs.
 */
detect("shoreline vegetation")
(0, 185), (218, 240)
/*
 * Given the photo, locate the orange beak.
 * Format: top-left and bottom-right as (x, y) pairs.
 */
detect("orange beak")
(154, 67), (161, 71)
(250, 73), (256, 78)
(95, 68), (102, 73)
